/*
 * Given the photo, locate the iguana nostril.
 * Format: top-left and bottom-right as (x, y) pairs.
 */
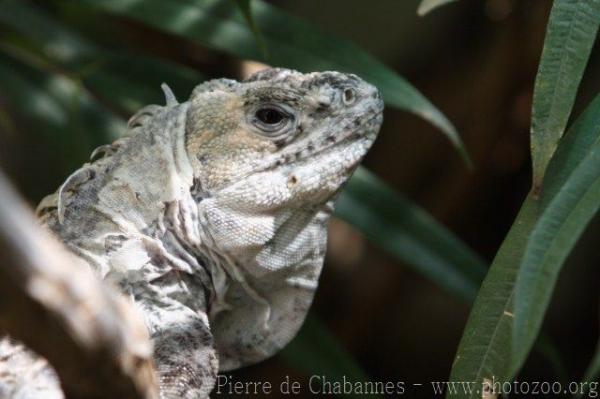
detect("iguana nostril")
(287, 175), (298, 187)
(343, 88), (356, 105)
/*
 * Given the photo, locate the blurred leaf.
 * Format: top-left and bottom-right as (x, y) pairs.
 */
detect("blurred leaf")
(530, 0), (600, 187)
(0, 59), (68, 135)
(338, 167), (487, 303)
(0, 0), (203, 115)
(0, 108), (18, 138)
(447, 94), (600, 398)
(74, 0), (471, 166)
(0, 0), (94, 71)
(84, 53), (203, 114)
(0, 49), (124, 200)
(534, 334), (568, 383)
(417, 0), (459, 16)
(512, 124), (600, 375)
(231, 0), (268, 58)
(0, 51), (124, 160)
(281, 314), (374, 395)
(576, 340), (600, 398)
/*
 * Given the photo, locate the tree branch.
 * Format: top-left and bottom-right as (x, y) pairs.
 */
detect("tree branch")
(0, 170), (158, 399)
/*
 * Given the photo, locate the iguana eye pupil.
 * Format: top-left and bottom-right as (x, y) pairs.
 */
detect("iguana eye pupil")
(249, 104), (293, 135)
(256, 108), (285, 124)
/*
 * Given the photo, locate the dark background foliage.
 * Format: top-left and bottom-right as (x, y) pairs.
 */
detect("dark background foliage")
(0, 0), (598, 397)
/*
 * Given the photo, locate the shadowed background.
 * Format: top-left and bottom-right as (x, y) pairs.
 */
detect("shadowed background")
(0, 0), (598, 397)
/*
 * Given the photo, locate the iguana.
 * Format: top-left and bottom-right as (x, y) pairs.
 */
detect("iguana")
(0, 68), (383, 398)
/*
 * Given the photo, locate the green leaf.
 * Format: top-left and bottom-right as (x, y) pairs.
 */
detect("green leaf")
(280, 314), (374, 391)
(512, 120), (600, 375)
(84, 53), (204, 114)
(231, 0), (268, 58)
(0, 51), (125, 201)
(447, 94), (600, 398)
(0, 107), (18, 138)
(0, 58), (69, 135)
(0, 0), (204, 115)
(0, 49), (123, 151)
(576, 339), (600, 398)
(534, 333), (568, 383)
(0, 0), (93, 67)
(530, 0), (600, 187)
(446, 194), (538, 398)
(73, 0), (471, 166)
(417, 0), (459, 16)
(338, 167), (487, 303)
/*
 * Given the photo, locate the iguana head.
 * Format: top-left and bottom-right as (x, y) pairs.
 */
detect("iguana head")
(184, 68), (383, 369)
(186, 67), (382, 214)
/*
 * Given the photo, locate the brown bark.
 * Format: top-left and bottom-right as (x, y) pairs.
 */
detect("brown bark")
(0, 170), (158, 399)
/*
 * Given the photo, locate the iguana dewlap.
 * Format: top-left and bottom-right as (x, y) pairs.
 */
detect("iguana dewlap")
(3, 68), (383, 398)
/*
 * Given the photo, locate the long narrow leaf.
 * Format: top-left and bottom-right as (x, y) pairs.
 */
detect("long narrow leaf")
(0, 56), (125, 206)
(73, 0), (471, 165)
(446, 195), (538, 398)
(280, 314), (374, 391)
(512, 134), (600, 376)
(447, 94), (600, 398)
(530, 0), (600, 187)
(0, 0), (92, 67)
(84, 53), (204, 114)
(231, 0), (268, 58)
(576, 338), (600, 398)
(417, 0), (459, 16)
(0, 0), (204, 115)
(337, 168), (487, 303)
(0, 53), (123, 162)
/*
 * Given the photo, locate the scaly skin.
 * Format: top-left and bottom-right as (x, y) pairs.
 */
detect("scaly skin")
(1, 68), (383, 398)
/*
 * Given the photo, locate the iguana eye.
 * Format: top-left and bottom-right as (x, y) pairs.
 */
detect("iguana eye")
(250, 104), (294, 135)
(256, 108), (285, 125)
